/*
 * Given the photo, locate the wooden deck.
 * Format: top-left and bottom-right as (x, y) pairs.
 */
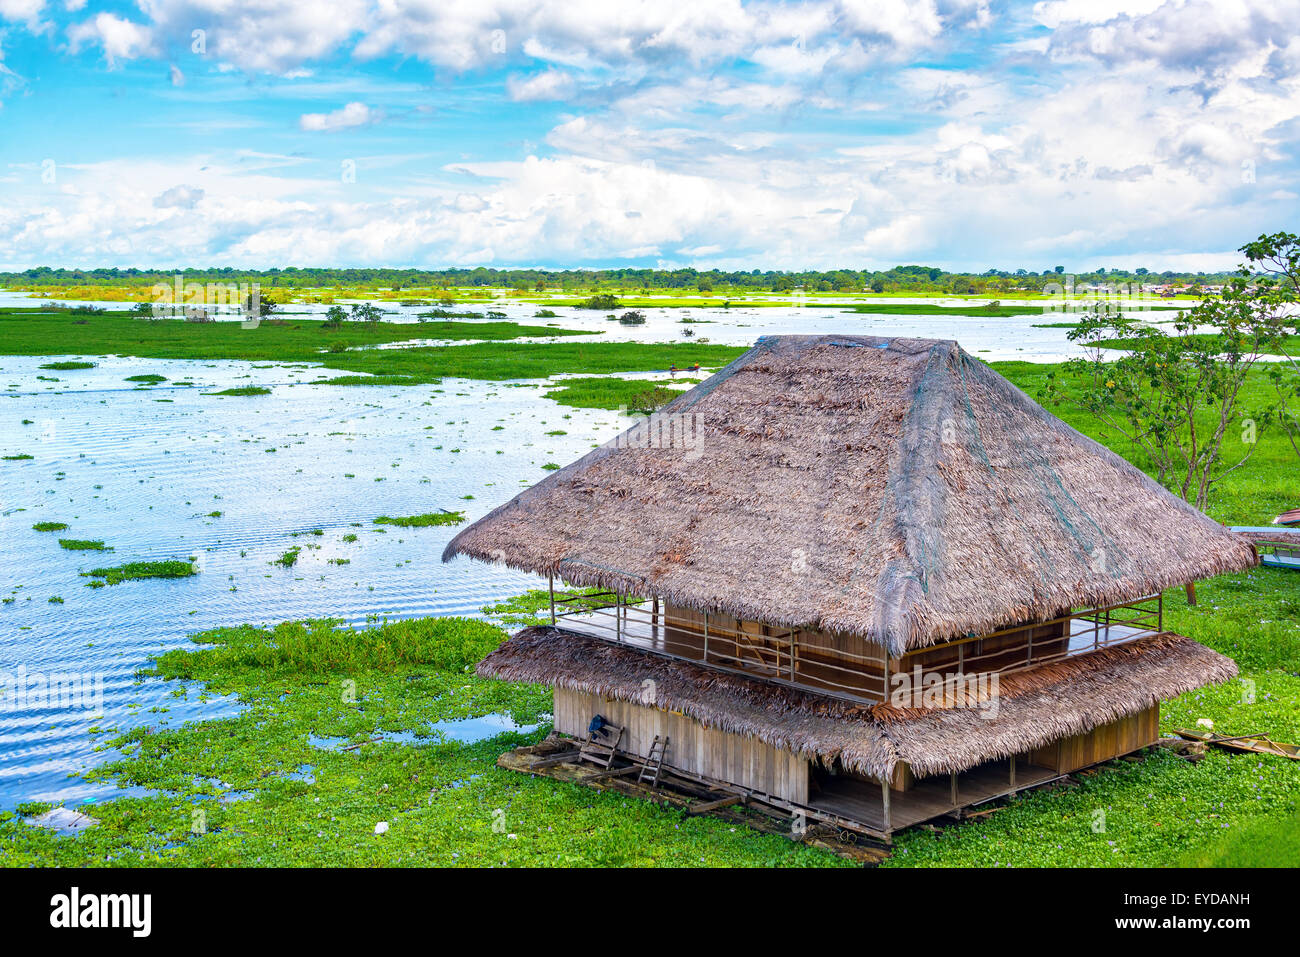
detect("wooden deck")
(809, 760), (1060, 833)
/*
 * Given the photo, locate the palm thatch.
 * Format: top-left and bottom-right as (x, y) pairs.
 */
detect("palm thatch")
(447, 336), (1257, 654)
(482, 625), (1236, 779)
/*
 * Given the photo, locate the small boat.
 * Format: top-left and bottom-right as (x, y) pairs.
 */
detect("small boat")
(1275, 507), (1300, 527)
(1174, 728), (1300, 760)
(1228, 526), (1300, 571)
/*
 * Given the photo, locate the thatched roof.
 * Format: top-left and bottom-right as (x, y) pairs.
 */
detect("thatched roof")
(447, 336), (1257, 654)
(481, 626), (1237, 779)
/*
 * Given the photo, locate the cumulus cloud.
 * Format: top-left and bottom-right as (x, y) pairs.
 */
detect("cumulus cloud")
(506, 69), (576, 102)
(152, 184), (204, 208)
(67, 13), (155, 65)
(299, 102), (377, 132)
(0, 0), (44, 25)
(1046, 0), (1300, 79)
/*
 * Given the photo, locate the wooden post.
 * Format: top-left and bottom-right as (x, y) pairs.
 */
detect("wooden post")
(616, 593), (622, 642)
(789, 630), (797, 681)
(548, 575), (555, 625)
(1009, 754), (1017, 788)
(703, 612), (709, 663)
(881, 780), (892, 832)
(883, 654), (891, 703)
(950, 771), (958, 807)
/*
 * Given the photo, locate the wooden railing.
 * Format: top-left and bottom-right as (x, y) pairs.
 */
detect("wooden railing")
(551, 588), (1164, 707)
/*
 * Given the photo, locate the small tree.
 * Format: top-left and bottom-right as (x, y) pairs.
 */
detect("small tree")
(1043, 233), (1297, 510)
(349, 303), (382, 323)
(322, 305), (346, 329)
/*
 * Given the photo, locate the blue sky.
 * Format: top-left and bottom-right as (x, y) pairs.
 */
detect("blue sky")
(0, 0), (1297, 271)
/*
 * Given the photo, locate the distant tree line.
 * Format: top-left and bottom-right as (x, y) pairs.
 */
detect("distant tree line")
(0, 263), (1237, 295)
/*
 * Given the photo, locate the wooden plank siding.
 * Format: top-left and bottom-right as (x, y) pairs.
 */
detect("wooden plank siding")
(1028, 704), (1159, 773)
(554, 686), (810, 804)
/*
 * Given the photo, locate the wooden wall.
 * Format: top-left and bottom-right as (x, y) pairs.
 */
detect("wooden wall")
(554, 686), (809, 804)
(1028, 705), (1160, 773)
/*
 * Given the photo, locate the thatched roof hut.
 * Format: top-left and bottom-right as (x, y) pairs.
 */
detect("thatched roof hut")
(447, 335), (1256, 654)
(451, 335), (1250, 836)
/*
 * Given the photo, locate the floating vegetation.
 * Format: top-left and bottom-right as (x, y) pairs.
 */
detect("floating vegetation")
(125, 373), (167, 383)
(481, 586), (618, 627)
(541, 463), (561, 471)
(32, 521), (69, 532)
(373, 512), (465, 528)
(206, 386), (272, 396)
(542, 376), (696, 413)
(3, 453), (34, 461)
(81, 560), (197, 586)
(58, 538), (111, 551)
(273, 547), (302, 568)
(38, 360), (96, 370)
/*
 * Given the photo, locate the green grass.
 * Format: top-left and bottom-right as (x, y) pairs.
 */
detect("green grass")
(0, 309), (739, 385)
(373, 512), (465, 528)
(206, 386), (271, 396)
(1175, 810), (1300, 866)
(844, 302), (1043, 317)
(80, 560), (197, 586)
(37, 360), (95, 370)
(272, 547), (301, 568)
(32, 521), (68, 532)
(124, 373), (167, 383)
(58, 538), (111, 551)
(543, 376), (699, 412)
(0, 311), (587, 365)
(3, 453), (34, 461)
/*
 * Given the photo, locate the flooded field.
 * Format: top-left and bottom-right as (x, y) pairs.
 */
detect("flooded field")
(0, 293), (1099, 809)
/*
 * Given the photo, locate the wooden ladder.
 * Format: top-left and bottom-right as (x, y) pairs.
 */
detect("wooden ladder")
(578, 722), (625, 769)
(638, 735), (670, 787)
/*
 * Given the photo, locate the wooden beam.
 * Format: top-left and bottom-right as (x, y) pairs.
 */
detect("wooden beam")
(1185, 582), (1197, 607)
(688, 794), (745, 814)
(881, 780), (892, 832)
(950, 772), (959, 806)
(548, 575), (556, 625)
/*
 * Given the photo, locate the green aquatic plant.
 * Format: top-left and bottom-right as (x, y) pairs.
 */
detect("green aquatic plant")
(32, 521), (69, 532)
(3, 453), (34, 461)
(58, 538), (111, 551)
(81, 560), (197, 586)
(125, 373), (167, 383)
(372, 512), (465, 528)
(273, 547), (301, 568)
(206, 386), (271, 396)
(38, 360), (96, 370)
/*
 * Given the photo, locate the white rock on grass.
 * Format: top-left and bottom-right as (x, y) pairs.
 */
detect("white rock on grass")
(374, 821), (389, 835)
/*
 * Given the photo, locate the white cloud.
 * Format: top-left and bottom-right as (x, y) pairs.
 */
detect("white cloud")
(0, 0), (44, 25)
(67, 13), (155, 66)
(506, 69), (576, 102)
(299, 102), (377, 132)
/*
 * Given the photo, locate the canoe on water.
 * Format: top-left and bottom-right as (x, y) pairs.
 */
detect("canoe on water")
(1275, 507), (1300, 527)
(1174, 728), (1300, 760)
